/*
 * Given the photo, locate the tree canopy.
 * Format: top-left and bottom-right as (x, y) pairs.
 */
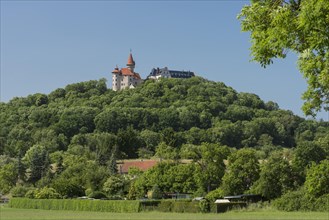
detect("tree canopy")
(0, 77), (328, 207)
(238, 0), (329, 116)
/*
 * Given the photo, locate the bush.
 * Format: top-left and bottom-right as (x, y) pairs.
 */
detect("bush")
(172, 201), (199, 213)
(205, 188), (224, 202)
(52, 180), (85, 198)
(157, 200), (173, 212)
(216, 202), (247, 213)
(88, 191), (108, 199)
(25, 189), (37, 199)
(313, 194), (329, 212)
(35, 187), (61, 199)
(11, 186), (31, 198)
(199, 199), (210, 213)
(156, 200), (201, 213)
(272, 189), (304, 211)
(147, 185), (162, 199)
(140, 200), (161, 211)
(273, 189), (329, 211)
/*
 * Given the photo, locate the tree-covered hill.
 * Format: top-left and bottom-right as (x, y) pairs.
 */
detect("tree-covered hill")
(0, 77), (328, 208)
(1, 77), (327, 157)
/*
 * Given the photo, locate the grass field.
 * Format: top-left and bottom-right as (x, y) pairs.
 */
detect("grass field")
(1, 206), (328, 220)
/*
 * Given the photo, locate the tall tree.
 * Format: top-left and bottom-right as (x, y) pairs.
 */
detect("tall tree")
(221, 148), (260, 195)
(251, 152), (294, 199)
(181, 143), (230, 192)
(238, 0), (329, 116)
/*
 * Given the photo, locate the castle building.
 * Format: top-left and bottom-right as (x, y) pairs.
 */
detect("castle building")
(147, 67), (195, 80)
(112, 53), (143, 91)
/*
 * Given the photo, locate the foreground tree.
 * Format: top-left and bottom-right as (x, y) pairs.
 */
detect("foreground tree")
(251, 152), (294, 199)
(181, 143), (230, 192)
(221, 148), (260, 195)
(304, 160), (329, 197)
(238, 0), (329, 116)
(292, 141), (326, 185)
(0, 163), (18, 194)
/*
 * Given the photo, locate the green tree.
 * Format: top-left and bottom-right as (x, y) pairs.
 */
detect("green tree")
(117, 126), (143, 158)
(181, 143), (230, 192)
(140, 129), (161, 152)
(251, 152), (294, 199)
(35, 187), (61, 199)
(24, 145), (50, 185)
(51, 178), (85, 198)
(164, 163), (198, 193)
(304, 160), (329, 197)
(221, 148), (260, 195)
(292, 141), (326, 184)
(56, 107), (97, 138)
(103, 175), (128, 196)
(85, 164), (108, 192)
(238, 0), (329, 116)
(155, 142), (179, 160)
(0, 163), (18, 194)
(147, 184), (163, 199)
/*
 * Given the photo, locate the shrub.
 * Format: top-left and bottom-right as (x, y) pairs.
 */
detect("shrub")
(52, 180), (85, 198)
(216, 202), (247, 213)
(157, 200), (201, 213)
(88, 191), (107, 199)
(139, 200), (161, 211)
(35, 187), (61, 199)
(205, 188), (224, 202)
(172, 201), (200, 213)
(199, 199), (210, 213)
(147, 185), (162, 199)
(25, 189), (37, 199)
(273, 189), (329, 211)
(157, 200), (173, 212)
(11, 186), (31, 198)
(313, 194), (329, 212)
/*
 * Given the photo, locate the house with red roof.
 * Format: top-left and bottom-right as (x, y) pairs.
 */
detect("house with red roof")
(117, 159), (159, 174)
(112, 52), (143, 91)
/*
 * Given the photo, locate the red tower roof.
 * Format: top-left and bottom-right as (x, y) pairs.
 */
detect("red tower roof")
(127, 53), (135, 66)
(112, 66), (120, 74)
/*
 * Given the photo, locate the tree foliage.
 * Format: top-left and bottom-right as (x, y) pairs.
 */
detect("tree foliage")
(238, 0), (329, 116)
(0, 77), (327, 201)
(304, 160), (329, 197)
(221, 148), (260, 195)
(251, 152), (294, 199)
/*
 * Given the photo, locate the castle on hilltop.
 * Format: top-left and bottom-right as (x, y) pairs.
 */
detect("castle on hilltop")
(112, 53), (195, 91)
(111, 53), (143, 91)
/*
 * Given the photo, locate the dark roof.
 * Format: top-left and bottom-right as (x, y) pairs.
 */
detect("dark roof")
(224, 194), (262, 199)
(148, 67), (195, 79)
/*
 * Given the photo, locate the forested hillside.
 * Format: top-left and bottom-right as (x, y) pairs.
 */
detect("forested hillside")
(0, 77), (328, 210)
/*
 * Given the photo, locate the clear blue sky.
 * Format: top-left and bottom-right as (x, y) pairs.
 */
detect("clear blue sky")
(1, 0), (327, 120)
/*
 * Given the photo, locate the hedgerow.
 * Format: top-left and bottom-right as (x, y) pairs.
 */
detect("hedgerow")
(9, 198), (140, 212)
(9, 198), (212, 213)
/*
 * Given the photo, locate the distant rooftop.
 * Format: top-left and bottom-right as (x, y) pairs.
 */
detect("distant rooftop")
(147, 67), (195, 80)
(117, 159), (159, 174)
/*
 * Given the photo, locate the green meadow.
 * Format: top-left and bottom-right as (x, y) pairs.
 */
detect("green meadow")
(1, 206), (328, 220)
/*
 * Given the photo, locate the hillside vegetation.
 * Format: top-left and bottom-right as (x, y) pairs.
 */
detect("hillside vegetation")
(0, 77), (328, 211)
